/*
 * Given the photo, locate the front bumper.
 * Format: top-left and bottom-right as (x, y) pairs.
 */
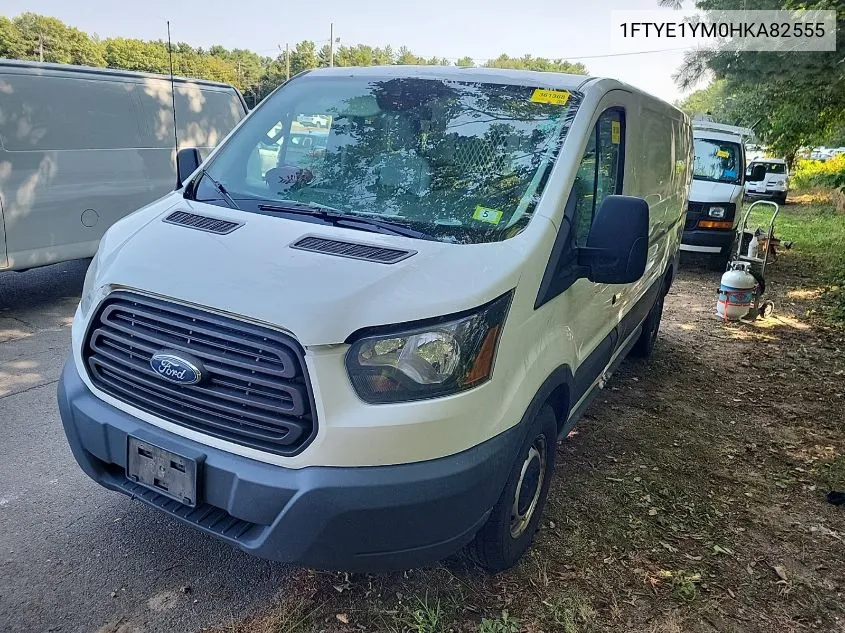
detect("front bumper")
(57, 359), (522, 571)
(744, 188), (787, 200)
(680, 229), (736, 255)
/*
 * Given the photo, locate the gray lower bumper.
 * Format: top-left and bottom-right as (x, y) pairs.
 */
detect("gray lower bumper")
(57, 359), (522, 571)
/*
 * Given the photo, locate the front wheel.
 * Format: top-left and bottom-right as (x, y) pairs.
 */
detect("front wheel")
(472, 405), (557, 573)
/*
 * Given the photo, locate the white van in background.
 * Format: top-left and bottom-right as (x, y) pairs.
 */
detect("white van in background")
(0, 61), (247, 272)
(744, 157), (789, 204)
(681, 120), (749, 269)
(59, 66), (691, 572)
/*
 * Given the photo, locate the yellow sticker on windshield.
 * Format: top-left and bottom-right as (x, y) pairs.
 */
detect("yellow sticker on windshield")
(473, 206), (503, 225)
(611, 120), (621, 144)
(716, 149), (730, 158)
(530, 88), (570, 106)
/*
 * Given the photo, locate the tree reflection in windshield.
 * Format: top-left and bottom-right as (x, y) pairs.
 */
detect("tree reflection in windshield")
(209, 75), (582, 244)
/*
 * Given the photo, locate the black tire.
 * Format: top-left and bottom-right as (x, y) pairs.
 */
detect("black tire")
(473, 405), (557, 573)
(630, 284), (666, 358)
(776, 193), (787, 205)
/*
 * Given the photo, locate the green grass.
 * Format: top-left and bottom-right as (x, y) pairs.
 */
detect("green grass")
(747, 194), (845, 325)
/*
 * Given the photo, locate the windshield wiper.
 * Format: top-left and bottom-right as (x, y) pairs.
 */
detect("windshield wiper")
(198, 170), (240, 210)
(257, 201), (435, 241)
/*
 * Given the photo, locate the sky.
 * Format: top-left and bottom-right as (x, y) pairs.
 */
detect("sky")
(2, 0), (706, 103)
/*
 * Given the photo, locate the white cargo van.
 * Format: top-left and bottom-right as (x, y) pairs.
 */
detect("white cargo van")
(682, 120), (749, 269)
(58, 66), (691, 572)
(0, 61), (247, 272)
(744, 157), (789, 203)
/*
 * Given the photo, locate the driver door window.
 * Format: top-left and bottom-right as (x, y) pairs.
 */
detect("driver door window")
(572, 109), (625, 245)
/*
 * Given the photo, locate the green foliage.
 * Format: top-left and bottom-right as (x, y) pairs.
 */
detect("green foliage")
(749, 197), (845, 325)
(12, 12), (105, 66)
(672, 0), (845, 161)
(0, 16), (27, 59)
(483, 53), (587, 74)
(1, 12), (588, 106)
(793, 156), (845, 191)
(676, 79), (733, 119)
(404, 595), (444, 633)
(479, 611), (521, 633)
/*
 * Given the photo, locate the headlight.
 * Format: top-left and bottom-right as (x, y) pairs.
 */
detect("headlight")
(78, 249), (103, 315)
(708, 206), (726, 218)
(346, 291), (513, 403)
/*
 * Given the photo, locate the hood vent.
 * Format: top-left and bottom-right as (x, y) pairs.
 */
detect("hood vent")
(163, 210), (243, 235)
(290, 235), (415, 264)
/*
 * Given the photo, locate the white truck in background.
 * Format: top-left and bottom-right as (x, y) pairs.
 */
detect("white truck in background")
(682, 118), (753, 270)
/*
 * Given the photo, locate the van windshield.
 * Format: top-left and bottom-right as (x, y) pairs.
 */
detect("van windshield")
(693, 138), (743, 185)
(747, 161), (786, 176)
(201, 76), (581, 244)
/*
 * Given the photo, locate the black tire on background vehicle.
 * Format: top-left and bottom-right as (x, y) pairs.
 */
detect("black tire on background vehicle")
(472, 405), (557, 573)
(630, 282), (666, 358)
(776, 193), (787, 205)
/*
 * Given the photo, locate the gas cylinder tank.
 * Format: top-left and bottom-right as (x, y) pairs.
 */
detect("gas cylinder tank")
(717, 263), (757, 320)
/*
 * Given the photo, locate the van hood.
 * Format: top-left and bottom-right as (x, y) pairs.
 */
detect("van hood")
(689, 179), (743, 205)
(91, 196), (527, 346)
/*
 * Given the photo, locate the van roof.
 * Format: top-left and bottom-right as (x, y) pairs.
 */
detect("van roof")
(0, 59), (239, 90)
(694, 128), (745, 144)
(692, 119), (753, 138)
(302, 65), (598, 92)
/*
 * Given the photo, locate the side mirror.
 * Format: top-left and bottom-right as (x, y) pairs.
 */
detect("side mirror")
(580, 195), (649, 284)
(175, 147), (202, 190)
(749, 164), (767, 182)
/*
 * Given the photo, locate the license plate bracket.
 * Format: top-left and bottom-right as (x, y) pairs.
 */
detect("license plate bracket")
(127, 436), (198, 507)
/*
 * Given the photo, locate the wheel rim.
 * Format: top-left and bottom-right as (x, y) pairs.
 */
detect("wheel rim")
(510, 435), (547, 538)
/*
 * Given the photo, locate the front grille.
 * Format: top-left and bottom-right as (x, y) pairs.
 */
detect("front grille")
(291, 235), (415, 264)
(686, 201), (706, 217)
(84, 292), (316, 455)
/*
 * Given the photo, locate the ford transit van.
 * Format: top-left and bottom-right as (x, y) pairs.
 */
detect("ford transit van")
(681, 120), (749, 269)
(0, 61), (247, 272)
(58, 66), (691, 572)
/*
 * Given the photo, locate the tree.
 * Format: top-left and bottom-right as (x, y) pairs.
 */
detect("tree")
(484, 53), (587, 74)
(395, 46), (424, 65)
(663, 0), (845, 162)
(13, 12), (105, 66)
(102, 38), (170, 73)
(290, 40), (320, 75)
(455, 56), (475, 67)
(0, 16), (27, 60)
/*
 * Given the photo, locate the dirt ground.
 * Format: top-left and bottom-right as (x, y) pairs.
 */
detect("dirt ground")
(216, 240), (845, 633)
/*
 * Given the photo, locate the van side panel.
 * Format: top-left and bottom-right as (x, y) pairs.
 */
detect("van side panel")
(0, 69), (245, 271)
(134, 79), (246, 194)
(0, 73), (158, 269)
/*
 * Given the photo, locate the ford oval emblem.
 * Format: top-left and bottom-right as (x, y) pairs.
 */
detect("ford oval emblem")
(150, 351), (204, 385)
